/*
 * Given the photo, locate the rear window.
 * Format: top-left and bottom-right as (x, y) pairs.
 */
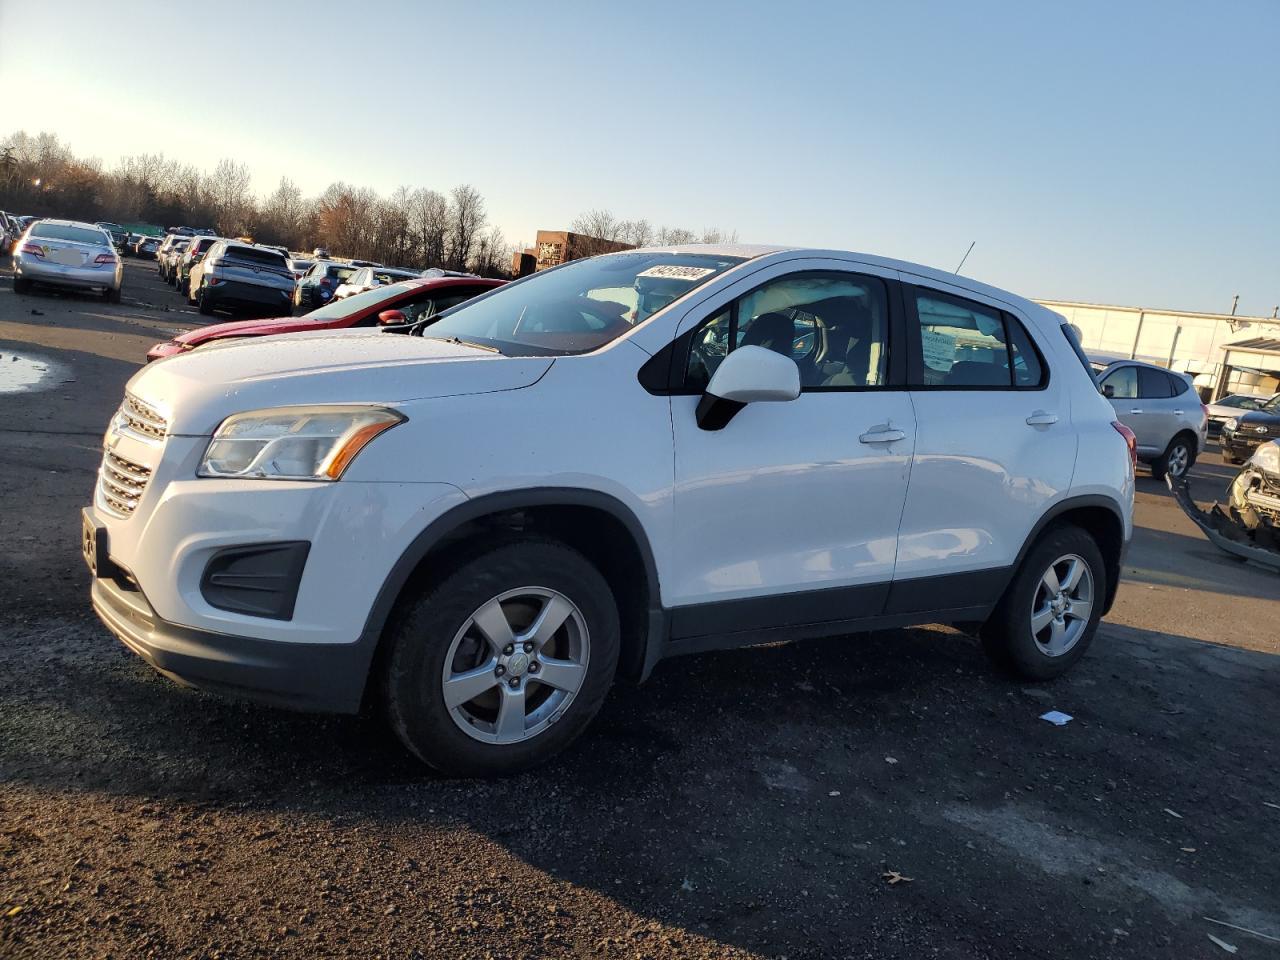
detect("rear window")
(326, 265), (357, 280)
(31, 223), (110, 245)
(223, 245), (288, 268)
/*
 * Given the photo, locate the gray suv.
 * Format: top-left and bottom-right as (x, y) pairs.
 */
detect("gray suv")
(1091, 356), (1207, 479)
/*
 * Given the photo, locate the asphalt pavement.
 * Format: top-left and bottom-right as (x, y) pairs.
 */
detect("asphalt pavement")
(1, 259), (1278, 959)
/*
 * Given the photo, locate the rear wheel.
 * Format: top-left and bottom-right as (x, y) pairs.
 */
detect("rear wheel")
(197, 286), (214, 315)
(1151, 433), (1195, 480)
(104, 286), (121, 304)
(382, 539), (619, 777)
(13, 277), (32, 295)
(1223, 451), (1242, 465)
(980, 524), (1105, 680)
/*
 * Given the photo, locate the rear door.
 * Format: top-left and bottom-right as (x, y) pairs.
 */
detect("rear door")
(1135, 366), (1180, 455)
(1099, 364), (1158, 454)
(892, 280), (1074, 607)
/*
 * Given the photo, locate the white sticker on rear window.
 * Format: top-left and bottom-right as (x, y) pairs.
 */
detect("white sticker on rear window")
(921, 328), (957, 370)
(637, 265), (716, 282)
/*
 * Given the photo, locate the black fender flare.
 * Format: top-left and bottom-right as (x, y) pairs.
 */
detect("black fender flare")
(1004, 494), (1128, 613)
(355, 487), (665, 691)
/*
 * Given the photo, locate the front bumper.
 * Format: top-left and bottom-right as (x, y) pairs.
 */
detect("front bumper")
(90, 567), (371, 713)
(1222, 430), (1269, 459)
(16, 256), (120, 291)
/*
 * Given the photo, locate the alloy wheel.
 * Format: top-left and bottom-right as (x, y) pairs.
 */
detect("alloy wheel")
(441, 587), (590, 744)
(1030, 553), (1094, 656)
(1167, 443), (1190, 477)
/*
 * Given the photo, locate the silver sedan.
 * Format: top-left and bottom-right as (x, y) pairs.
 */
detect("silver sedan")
(12, 219), (123, 302)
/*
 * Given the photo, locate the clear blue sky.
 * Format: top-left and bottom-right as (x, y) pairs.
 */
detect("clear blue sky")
(1, 0), (1276, 314)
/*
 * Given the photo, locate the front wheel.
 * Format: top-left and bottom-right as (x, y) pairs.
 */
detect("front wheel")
(980, 524), (1106, 680)
(1151, 434), (1195, 480)
(382, 539), (619, 777)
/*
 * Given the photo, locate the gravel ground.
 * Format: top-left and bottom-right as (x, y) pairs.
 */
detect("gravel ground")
(2, 260), (1279, 959)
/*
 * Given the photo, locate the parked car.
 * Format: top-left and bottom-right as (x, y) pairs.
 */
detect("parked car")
(174, 235), (222, 291)
(148, 275), (504, 360)
(286, 257), (315, 281)
(157, 236), (190, 282)
(1205, 392), (1276, 436)
(95, 222), (127, 250)
(87, 244), (1134, 776)
(294, 260), (358, 310)
(134, 235), (162, 260)
(331, 266), (422, 301)
(1220, 395), (1280, 464)
(186, 241), (299, 317)
(13, 219), (123, 301)
(123, 233), (144, 256)
(1090, 356), (1207, 479)
(1, 210), (22, 251)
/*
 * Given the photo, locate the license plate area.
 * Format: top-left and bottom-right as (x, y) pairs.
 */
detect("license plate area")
(51, 248), (85, 266)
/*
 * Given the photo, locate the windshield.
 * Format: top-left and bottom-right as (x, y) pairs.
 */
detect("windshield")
(32, 223), (111, 245)
(1262, 396), (1280, 414)
(298, 281), (416, 320)
(425, 252), (744, 355)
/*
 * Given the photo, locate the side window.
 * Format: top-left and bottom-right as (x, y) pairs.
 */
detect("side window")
(684, 272), (890, 391)
(1169, 373), (1191, 396)
(1101, 366), (1138, 399)
(1006, 314), (1045, 388)
(1138, 367), (1173, 399)
(913, 291), (1009, 387)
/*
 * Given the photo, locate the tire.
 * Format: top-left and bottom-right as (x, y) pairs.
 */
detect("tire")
(104, 286), (121, 304)
(980, 523), (1106, 680)
(1150, 433), (1196, 480)
(186, 282), (197, 306)
(13, 277), (32, 294)
(382, 538), (620, 777)
(1223, 451), (1242, 465)
(197, 288), (215, 315)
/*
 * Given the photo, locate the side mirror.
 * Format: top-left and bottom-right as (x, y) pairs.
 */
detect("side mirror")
(696, 345), (800, 431)
(1102, 384), (1115, 398)
(377, 309), (408, 326)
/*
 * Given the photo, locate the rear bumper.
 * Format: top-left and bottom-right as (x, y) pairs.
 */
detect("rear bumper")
(205, 280), (293, 310)
(91, 570), (372, 714)
(16, 257), (120, 290)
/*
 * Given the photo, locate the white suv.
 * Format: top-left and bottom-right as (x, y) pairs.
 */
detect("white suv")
(83, 245), (1134, 776)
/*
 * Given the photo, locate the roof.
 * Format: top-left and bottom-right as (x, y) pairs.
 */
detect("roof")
(620, 243), (1054, 321)
(1224, 337), (1280, 356)
(38, 218), (106, 230)
(1085, 352), (1194, 378)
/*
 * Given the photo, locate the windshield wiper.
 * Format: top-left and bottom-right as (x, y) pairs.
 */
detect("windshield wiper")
(423, 335), (499, 353)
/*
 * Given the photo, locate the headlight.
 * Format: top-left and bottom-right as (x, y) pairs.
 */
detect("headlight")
(1251, 441), (1280, 475)
(198, 406), (405, 481)
(1224, 418), (1238, 432)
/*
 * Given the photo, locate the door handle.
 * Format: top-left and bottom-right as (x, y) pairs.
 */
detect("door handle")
(859, 428), (907, 444)
(1173, 409), (1183, 415)
(1129, 409), (1143, 415)
(1025, 411), (1059, 426)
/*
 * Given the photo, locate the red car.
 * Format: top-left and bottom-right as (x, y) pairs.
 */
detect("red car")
(146, 275), (505, 362)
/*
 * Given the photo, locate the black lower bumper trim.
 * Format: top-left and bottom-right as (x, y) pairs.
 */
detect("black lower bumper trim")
(91, 576), (372, 714)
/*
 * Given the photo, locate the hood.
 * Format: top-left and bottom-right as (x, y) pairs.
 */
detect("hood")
(1237, 409), (1280, 426)
(174, 314), (311, 344)
(129, 330), (553, 435)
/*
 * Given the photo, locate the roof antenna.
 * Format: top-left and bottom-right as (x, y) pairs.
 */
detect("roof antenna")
(954, 241), (975, 274)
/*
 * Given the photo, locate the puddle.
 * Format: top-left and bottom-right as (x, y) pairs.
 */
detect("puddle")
(0, 351), (65, 394)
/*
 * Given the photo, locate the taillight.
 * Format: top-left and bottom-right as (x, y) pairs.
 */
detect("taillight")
(94, 253), (115, 264)
(320, 278), (333, 287)
(1111, 421), (1137, 471)
(21, 243), (44, 257)
(1200, 403), (1210, 421)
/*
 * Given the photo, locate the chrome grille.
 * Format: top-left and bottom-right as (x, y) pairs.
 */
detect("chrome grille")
(118, 394), (168, 441)
(97, 450), (153, 517)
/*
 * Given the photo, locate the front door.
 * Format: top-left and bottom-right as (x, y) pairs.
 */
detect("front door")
(668, 263), (915, 638)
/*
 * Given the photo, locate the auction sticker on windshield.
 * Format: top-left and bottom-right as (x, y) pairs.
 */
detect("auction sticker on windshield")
(637, 265), (716, 281)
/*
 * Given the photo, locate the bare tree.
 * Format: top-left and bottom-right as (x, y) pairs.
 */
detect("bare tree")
(445, 184), (485, 272)
(206, 158), (253, 235)
(260, 176), (307, 248)
(409, 188), (450, 268)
